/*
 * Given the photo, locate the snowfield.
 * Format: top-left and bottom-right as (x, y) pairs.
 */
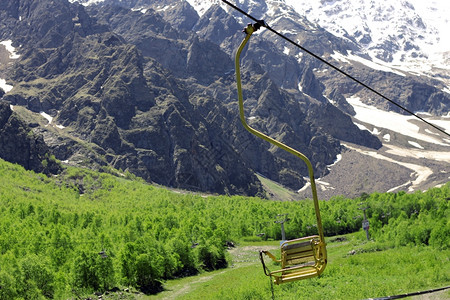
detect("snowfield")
(285, 0), (450, 69)
(0, 78), (13, 93)
(331, 51), (406, 77)
(300, 94), (450, 197)
(385, 144), (450, 162)
(346, 96), (450, 146)
(0, 40), (20, 59)
(338, 96), (450, 194)
(0, 40), (20, 93)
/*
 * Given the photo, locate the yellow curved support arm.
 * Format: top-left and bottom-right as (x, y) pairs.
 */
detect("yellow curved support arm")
(261, 250), (281, 263)
(235, 24), (325, 243)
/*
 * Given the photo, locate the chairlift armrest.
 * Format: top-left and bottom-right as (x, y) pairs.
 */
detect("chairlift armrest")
(269, 264), (316, 275)
(262, 250), (281, 263)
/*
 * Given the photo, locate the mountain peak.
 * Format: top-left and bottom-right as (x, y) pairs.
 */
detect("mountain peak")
(284, 0), (450, 84)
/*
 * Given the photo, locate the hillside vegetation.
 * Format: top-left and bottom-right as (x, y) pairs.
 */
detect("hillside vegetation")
(0, 159), (448, 299)
(152, 236), (450, 300)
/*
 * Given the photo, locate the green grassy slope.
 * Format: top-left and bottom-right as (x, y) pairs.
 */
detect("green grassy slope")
(150, 234), (450, 300)
(0, 159), (448, 299)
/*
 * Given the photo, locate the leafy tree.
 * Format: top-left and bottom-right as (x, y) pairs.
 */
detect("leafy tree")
(72, 250), (99, 291)
(135, 253), (162, 294)
(429, 219), (450, 250)
(169, 237), (197, 276)
(19, 255), (55, 298)
(119, 242), (138, 286)
(195, 239), (227, 271)
(95, 253), (115, 291)
(49, 224), (73, 267)
(0, 270), (17, 300)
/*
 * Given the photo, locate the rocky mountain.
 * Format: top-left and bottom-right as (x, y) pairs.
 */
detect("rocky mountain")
(186, 0), (450, 197)
(286, 0), (450, 86)
(0, 0), (448, 198)
(280, 0), (450, 117)
(0, 101), (61, 175)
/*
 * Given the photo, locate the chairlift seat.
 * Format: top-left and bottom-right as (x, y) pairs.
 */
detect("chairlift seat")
(262, 235), (327, 285)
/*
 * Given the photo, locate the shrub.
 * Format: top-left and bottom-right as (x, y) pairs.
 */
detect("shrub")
(429, 220), (450, 250)
(19, 255), (55, 298)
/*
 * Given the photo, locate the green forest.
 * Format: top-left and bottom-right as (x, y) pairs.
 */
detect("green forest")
(0, 158), (449, 299)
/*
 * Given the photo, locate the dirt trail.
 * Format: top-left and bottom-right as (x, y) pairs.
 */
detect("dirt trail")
(162, 271), (226, 300)
(228, 245), (278, 264)
(154, 244), (277, 299)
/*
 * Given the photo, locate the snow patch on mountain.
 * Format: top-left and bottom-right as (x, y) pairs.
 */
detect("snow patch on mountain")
(346, 96), (450, 146)
(69, 0), (105, 6)
(0, 40), (20, 59)
(331, 50), (406, 76)
(0, 40), (20, 93)
(0, 79), (13, 93)
(409, 1), (450, 50)
(385, 144), (450, 163)
(408, 141), (424, 149)
(185, 0), (215, 16)
(40, 112), (53, 124)
(285, 0), (450, 83)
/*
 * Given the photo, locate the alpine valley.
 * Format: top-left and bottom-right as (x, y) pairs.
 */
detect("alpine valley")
(0, 0), (449, 199)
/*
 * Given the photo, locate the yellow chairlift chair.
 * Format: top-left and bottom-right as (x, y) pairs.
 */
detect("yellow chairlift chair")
(235, 23), (327, 285)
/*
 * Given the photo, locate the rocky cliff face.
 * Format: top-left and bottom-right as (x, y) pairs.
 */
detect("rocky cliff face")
(0, 101), (61, 174)
(0, 0), (389, 196)
(0, 0), (99, 48)
(0, 0), (265, 195)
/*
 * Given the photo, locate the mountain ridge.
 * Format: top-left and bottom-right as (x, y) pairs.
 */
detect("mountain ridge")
(0, 0), (448, 199)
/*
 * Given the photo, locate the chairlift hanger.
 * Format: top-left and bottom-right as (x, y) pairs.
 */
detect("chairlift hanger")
(235, 23), (327, 285)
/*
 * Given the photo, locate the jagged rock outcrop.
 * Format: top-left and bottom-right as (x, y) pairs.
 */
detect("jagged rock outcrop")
(193, 5), (242, 47)
(318, 64), (450, 116)
(0, 0), (100, 48)
(0, 1), (266, 195)
(0, 101), (61, 174)
(305, 102), (382, 149)
(149, 0), (199, 31)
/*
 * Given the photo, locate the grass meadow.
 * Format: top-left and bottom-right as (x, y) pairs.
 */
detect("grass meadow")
(0, 158), (448, 299)
(150, 233), (450, 300)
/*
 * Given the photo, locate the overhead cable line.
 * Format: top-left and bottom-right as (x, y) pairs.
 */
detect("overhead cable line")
(220, 0), (450, 138)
